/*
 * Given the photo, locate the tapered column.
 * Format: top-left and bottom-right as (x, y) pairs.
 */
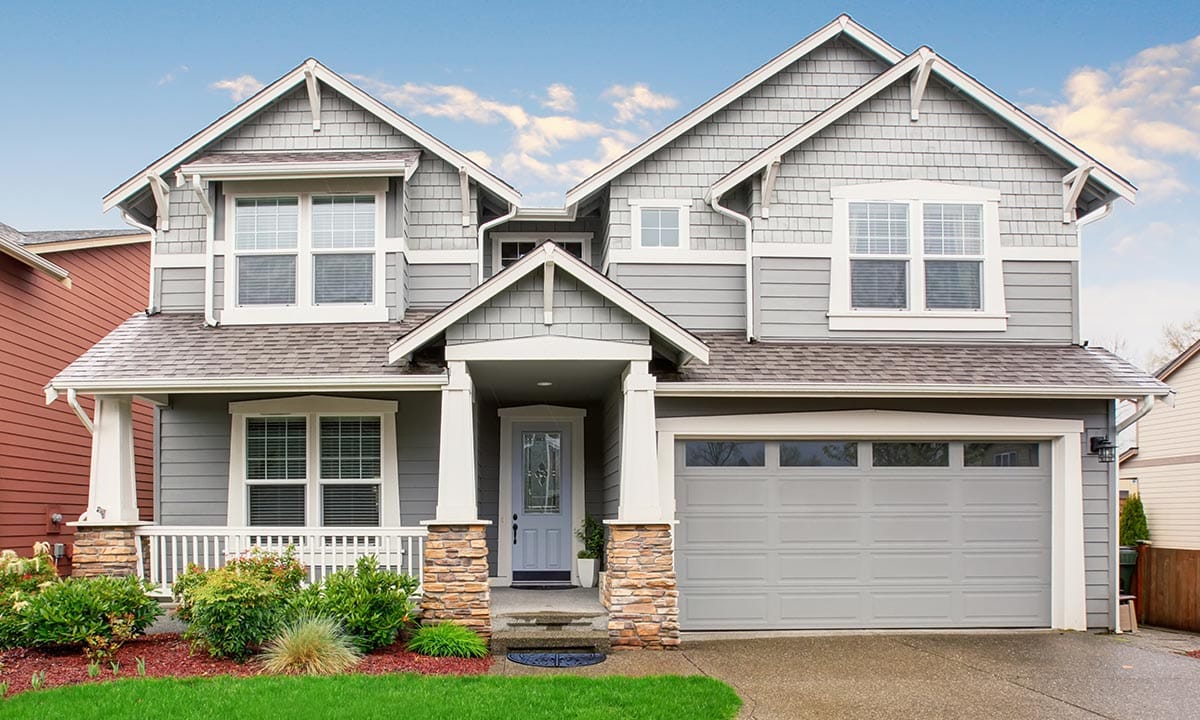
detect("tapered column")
(432, 361), (480, 522)
(616, 361), (663, 523)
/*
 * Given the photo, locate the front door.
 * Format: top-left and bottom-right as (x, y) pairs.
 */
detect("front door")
(511, 422), (572, 584)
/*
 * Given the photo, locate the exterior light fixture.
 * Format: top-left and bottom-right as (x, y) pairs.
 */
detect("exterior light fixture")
(536, 381), (553, 387)
(1090, 436), (1117, 463)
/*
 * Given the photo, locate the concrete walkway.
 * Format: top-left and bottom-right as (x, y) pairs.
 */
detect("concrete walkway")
(489, 631), (1200, 719)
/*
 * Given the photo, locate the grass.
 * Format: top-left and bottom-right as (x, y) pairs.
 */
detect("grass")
(0, 673), (741, 720)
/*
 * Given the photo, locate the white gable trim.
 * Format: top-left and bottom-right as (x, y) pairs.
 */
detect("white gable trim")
(710, 50), (1136, 203)
(386, 242), (709, 365)
(563, 15), (904, 207)
(444, 335), (652, 362)
(0, 234), (71, 286)
(104, 59), (520, 212)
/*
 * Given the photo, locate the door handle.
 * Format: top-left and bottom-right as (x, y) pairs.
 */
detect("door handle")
(513, 514), (518, 544)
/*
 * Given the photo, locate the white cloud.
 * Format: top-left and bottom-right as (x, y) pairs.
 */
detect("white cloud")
(211, 75), (265, 102)
(1028, 35), (1200, 198)
(605, 83), (678, 124)
(464, 150), (494, 169)
(350, 76), (529, 127)
(542, 83), (576, 112)
(156, 65), (189, 86)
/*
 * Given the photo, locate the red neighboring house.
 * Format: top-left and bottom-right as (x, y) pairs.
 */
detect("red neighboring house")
(0, 222), (153, 574)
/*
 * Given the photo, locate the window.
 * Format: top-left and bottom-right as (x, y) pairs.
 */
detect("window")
(849, 202), (909, 309)
(924, 204), (983, 310)
(319, 416), (382, 526)
(964, 442), (1039, 467)
(225, 191), (384, 323)
(872, 442), (949, 467)
(494, 236), (587, 273)
(245, 417), (307, 526)
(640, 208), (681, 247)
(780, 441), (859, 467)
(685, 441), (766, 467)
(630, 200), (691, 252)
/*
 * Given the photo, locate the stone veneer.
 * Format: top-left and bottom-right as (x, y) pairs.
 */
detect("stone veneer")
(71, 525), (141, 578)
(420, 524), (491, 638)
(602, 523), (679, 650)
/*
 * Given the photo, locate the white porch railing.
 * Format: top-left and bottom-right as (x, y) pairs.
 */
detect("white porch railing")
(134, 526), (427, 596)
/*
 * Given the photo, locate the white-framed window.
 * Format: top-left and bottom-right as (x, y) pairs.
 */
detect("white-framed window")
(223, 187), (387, 324)
(227, 396), (400, 527)
(490, 233), (592, 275)
(830, 180), (1006, 332)
(629, 199), (691, 252)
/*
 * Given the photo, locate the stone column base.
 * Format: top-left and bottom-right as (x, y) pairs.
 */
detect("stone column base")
(71, 524), (142, 578)
(421, 524), (491, 638)
(605, 523), (679, 650)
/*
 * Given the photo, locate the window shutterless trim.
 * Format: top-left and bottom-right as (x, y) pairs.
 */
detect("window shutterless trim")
(628, 198), (692, 253)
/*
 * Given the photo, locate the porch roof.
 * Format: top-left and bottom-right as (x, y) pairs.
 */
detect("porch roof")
(657, 334), (1170, 399)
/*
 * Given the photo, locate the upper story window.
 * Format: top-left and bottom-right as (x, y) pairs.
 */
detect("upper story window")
(491, 233), (591, 275)
(629, 199), (691, 253)
(224, 189), (386, 324)
(831, 180), (1005, 332)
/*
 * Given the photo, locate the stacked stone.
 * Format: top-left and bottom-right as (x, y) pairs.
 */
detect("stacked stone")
(71, 526), (140, 578)
(604, 523), (679, 650)
(420, 524), (491, 638)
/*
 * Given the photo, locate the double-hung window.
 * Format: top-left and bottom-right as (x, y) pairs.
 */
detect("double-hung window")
(923, 203), (983, 310)
(312, 196), (376, 305)
(235, 199), (299, 306)
(245, 417), (307, 526)
(319, 417), (382, 526)
(849, 202), (909, 309)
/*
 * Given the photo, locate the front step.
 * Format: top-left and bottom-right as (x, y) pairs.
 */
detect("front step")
(491, 610), (610, 655)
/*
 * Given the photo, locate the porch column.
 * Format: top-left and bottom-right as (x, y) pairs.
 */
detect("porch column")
(604, 361), (679, 650)
(422, 361), (490, 637)
(70, 394), (145, 578)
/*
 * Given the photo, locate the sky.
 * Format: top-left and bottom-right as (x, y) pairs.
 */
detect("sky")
(2, 1), (1198, 368)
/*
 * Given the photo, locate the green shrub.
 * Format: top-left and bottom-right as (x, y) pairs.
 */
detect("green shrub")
(261, 615), (361, 675)
(575, 516), (605, 560)
(183, 571), (288, 661)
(0, 545), (59, 597)
(406, 622), (488, 659)
(292, 556), (418, 652)
(1120, 493), (1151, 546)
(17, 576), (161, 659)
(174, 547), (305, 622)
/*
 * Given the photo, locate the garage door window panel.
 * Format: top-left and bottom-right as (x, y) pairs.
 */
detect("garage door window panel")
(780, 441), (859, 467)
(964, 442), (1040, 467)
(684, 441), (765, 467)
(872, 442), (949, 467)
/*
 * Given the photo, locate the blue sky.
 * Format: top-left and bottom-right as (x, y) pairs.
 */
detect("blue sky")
(2, 1), (1198, 365)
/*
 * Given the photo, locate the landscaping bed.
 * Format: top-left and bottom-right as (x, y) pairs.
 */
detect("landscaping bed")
(0, 673), (741, 719)
(0, 632), (490, 694)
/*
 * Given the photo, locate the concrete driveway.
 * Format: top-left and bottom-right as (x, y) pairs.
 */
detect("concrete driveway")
(490, 631), (1200, 719)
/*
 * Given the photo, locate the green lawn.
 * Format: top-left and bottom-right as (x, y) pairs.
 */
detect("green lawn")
(0, 673), (741, 720)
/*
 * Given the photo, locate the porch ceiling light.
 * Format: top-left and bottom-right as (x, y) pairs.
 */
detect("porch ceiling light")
(536, 381), (553, 387)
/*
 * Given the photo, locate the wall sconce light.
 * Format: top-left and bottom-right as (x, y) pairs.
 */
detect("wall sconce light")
(1090, 436), (1117, 463)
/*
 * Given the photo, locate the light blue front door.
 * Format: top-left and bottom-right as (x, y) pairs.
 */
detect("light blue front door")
(511, 422), (572, 582)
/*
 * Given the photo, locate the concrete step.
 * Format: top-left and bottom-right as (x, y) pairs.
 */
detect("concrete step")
(493, 610), (608, 633)
(490, 627), (611, 655)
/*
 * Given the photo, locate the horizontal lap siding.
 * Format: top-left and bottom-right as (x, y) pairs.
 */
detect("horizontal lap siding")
(654, 397), (1116, 629)
(609, 263), (745, 332)
(755, 258), (1075, 342)
(157, 266), (206, 312)
(406, 263), (474, 309)
(0, 245), (154, 568)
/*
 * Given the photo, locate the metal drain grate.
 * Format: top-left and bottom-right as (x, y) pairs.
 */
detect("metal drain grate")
(506, 650), (606, 668)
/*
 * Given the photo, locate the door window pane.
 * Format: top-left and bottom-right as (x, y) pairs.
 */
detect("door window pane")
(851, 259), (907, 309)
(523, 431), (562, 514)
(872, 442), (949, 467)
(321, 484), (380, 526)
(965, 443), (1040, 467)
(685, 441), (766, 467)
(780, 441), (859, 467)
(926, 260), (982, 310)
(313, 253), (374, 304)
(248, 485), (305, 526)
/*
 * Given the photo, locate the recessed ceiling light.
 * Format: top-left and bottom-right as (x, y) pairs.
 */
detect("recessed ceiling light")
(536, 381), (553, 387)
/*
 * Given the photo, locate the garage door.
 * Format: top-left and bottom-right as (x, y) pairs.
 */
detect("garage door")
(675, 439), (1051, 630)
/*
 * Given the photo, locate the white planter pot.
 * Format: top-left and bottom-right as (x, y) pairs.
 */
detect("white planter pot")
(577, 558), (597, 588)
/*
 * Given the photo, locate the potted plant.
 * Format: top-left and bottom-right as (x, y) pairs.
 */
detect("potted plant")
(1118, 493), (1150, 594)
(575, 515), (604, 588)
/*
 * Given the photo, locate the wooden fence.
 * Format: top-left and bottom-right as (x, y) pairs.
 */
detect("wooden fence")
(1134, 544), (1200, 632)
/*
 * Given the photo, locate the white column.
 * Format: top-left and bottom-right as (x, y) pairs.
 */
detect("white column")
(79, 395), (140, 524)
(431, 361), (480, 523)
(1052, 431), (1087, 631)
(616, 361), (665, 523)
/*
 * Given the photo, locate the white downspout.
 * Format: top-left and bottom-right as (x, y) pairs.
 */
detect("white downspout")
(1116, 394), (1157, 434)
(1076, 202), (1112, 229)
(476, 203), (518, 285)
(120, 210), (156, 313)
(710, 191), (755, 341)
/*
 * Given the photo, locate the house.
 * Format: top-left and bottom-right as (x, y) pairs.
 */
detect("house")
(1119, 341), (1200, 549)
(0, 223), (153, 573)
(45, 15), (1168, 648)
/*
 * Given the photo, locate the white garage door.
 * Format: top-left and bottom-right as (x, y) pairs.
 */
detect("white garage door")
(675, 439), (1051, 630)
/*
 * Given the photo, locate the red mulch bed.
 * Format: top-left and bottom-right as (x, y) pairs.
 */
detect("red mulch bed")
(0, 633), (491, 696)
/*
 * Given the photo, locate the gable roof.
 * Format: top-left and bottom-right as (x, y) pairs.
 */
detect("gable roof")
(709, 49), (1137, 203)
(563, 15), (905, 208)
(1155, 337), (1200, 381)
(0, 222), (71, 286)
(103, 59), (521, 212)
(386, 242), (710, 365)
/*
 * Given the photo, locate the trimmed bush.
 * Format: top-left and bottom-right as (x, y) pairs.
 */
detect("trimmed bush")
(16, 576), (161, 659)
(407, 622), (488, 659)
(260, 615), (362, 675)
(184, 570), (289, 661)
(174, 547), (305, 623)
(292, 556), (418, 652)
(1120, 493), (1150, 546)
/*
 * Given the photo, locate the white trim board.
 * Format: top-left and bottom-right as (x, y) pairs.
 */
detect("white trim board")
(29, 234), (149, 255)
(565, 14), (905, 207)
(749, 243), (1080, 262)
(0, 234), (71, 286)
(46, 375), (446, 397)
(444, 336), (651, 362)
(655, 409), (1088, 631)
(653, 382), (1171, 400)
(495, 405), (587, 586)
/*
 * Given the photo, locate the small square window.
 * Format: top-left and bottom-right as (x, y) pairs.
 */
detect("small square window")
(640, 208), (682, 248)
(685, 441), (765, 467)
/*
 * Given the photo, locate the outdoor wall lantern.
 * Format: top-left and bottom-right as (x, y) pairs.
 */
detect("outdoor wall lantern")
(1090, 436), (1117, 463)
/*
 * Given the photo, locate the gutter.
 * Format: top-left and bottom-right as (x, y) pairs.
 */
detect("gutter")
(476, 203), (518, 285)
(45, 374), (449, 397)
(708, 191), (755, 342)
(1116, 394), (1160, 433)
(120, 210), (157, 312)
(654, 382), (1174, 400)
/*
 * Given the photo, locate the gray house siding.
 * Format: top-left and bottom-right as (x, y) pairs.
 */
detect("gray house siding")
(602, 381), (622, 520)
(444, 271), (650, 345)
(155, 267), (206, 313)
(212, 256), (224, 319)
(654, 396), (1116, 630)
(605, 38), (888, 253)
(155, 185), (207, 255)
(608, 263), (745, 332)
(406, 263), (474, 309)
(755, 258), (1077, 342)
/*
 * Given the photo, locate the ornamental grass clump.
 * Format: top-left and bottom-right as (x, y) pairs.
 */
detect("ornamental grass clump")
(406, 622), (488, 659)
(260, 615), (362, 676)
